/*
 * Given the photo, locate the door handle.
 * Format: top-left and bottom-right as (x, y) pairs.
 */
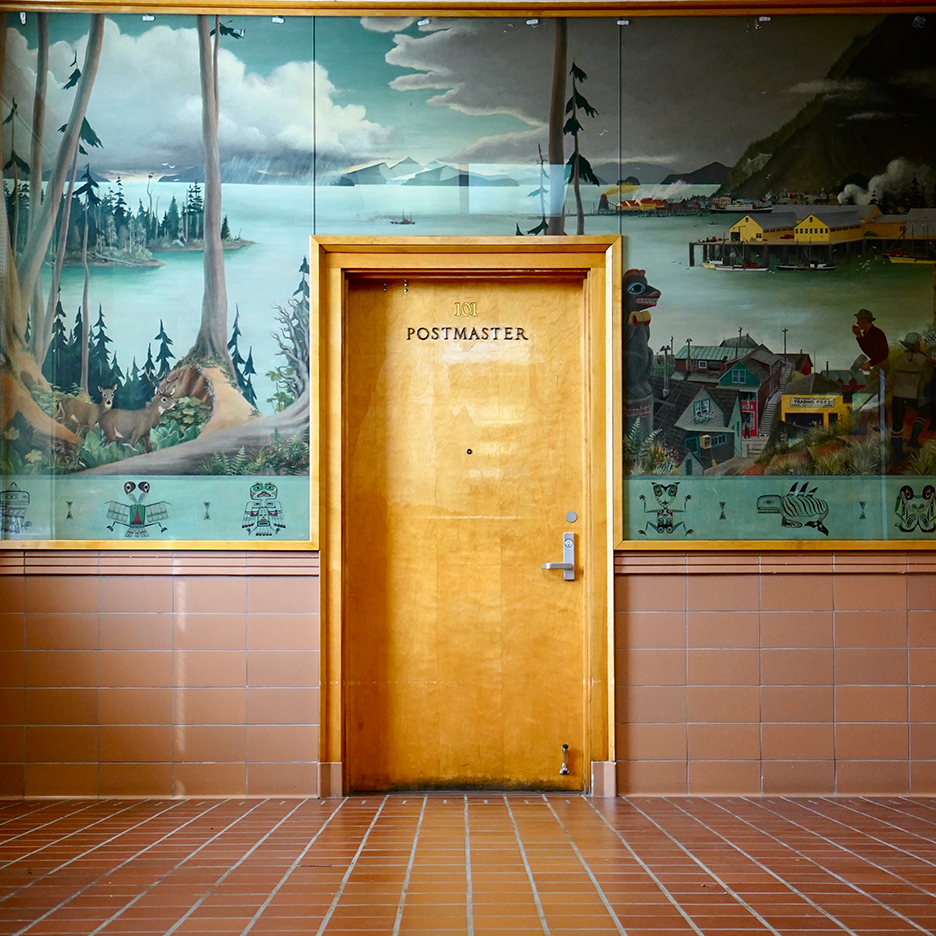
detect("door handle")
(542, 532), (575, 581)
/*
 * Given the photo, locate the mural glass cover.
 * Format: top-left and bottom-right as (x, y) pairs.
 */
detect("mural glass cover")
(1, 11), (935, 545)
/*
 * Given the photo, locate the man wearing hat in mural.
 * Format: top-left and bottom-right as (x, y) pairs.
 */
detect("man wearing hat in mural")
(852, 309), (889, 372)
(890, 332), (933, 463)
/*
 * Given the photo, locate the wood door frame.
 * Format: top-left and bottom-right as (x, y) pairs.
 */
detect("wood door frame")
(312, 236), (621, 796)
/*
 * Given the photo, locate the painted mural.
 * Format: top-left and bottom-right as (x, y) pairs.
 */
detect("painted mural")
(1, 11), (935, 544)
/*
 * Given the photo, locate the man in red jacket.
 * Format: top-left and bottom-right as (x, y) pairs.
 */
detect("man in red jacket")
(852, 309), (888, 372)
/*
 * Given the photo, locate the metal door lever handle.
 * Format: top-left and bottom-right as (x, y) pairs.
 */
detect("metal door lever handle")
(542, 532), (575, 581)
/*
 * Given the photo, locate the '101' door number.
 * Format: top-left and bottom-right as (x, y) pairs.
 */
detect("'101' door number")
(454, 302), (477, 317)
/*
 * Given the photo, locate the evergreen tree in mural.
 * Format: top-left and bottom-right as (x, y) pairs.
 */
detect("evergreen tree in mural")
(39, 116), (103, 367)
(153, 320), (175, 379)
(227, 307), (257, 406)
(60, 306), (84, 391)
(122, 358), (148, 409)
(42, 299), (70, 388)
(142, 343), (157, 387)
(3, 99), (30, 252)
(162, 196), (181, 242)
(88, 304), (114, 391)
(564, 61), (600, 236)
(183, 183), (204, 241)
(74, 164), (101, 392)
(241, 348), (257, 407)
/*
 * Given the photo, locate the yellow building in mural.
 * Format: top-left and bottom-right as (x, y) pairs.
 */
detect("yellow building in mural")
(780, 385), (850, 431)
(727, 205), (881, 245)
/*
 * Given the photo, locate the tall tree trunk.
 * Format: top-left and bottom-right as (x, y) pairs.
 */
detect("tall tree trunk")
(546, 17), (567, 236)
(1, 15), (11, 367)
(29, 15), (50, 361)
(28, 13), (48, 239)
(191, 15), (232, 367)
(38, 147), (79, 364)
(26, 13), (49, 364)
(15, 14), (103, 342)
(80, 208), (90, 392)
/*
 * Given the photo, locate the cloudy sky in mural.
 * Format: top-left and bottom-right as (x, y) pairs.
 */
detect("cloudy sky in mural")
(4, 12), (877, 176)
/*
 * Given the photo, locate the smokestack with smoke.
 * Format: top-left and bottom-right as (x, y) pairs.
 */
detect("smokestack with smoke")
(839, 157), (935, 206)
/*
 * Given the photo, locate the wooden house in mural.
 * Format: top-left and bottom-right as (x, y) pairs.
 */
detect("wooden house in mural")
(650, 376), (744, 473)
(673, 343), (741, 376)
(717, 347), (784, 435)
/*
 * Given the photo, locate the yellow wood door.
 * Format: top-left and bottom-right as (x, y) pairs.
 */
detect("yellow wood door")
(344, 273), (587, 791)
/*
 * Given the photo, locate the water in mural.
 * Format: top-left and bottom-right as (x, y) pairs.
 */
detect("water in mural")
(1, 12), (935, 542)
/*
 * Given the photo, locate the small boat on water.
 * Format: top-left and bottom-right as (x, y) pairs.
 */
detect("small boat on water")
(776, 262), (836, 271)
(710, 202), (773, 214)
(706, 261), (769, 271)
(888, 256), (935, 265)
(390, 211), (415, 225)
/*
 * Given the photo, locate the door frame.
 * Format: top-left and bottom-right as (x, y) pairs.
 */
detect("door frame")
(311, 236), (621, 796)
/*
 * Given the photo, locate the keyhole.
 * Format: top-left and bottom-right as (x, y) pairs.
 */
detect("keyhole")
(466, 449), (472, 455)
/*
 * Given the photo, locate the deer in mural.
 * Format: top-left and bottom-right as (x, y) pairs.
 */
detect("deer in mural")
(98, 391), (177, 453)
(56, 385), (116, 435)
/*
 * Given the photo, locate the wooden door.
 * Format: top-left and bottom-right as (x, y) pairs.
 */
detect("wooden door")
(344, 273), (587, 791)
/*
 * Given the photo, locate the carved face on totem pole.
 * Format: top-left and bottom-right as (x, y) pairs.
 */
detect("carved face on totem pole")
(623, 269), (661, 406)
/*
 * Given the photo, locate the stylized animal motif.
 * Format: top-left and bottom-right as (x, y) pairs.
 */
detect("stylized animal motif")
(757, 482), (830, 536)
(623, 269), (660, 403)
(0, 482), (31, 534)
(638, 481), (692, 536)
(106, 481), (169, 538)
(56, 386), (116, 434)
(98, 392), (176, 453)
(895, 484), (936, 533)
(242, 481), (285, 536)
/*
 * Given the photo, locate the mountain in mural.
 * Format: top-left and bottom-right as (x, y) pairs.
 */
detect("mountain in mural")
(403, 165), (519, 187)
(660, 162), (731, 186)
(592, 162), (675, 186)
(720, 14), (936, 198)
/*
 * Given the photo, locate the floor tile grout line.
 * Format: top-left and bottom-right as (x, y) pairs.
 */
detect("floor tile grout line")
(238, 798), (348, 936)
(503, 795), (550, 936)
(664, 797), (861, 936)
(788, 796), (936, 857)
(314, 795), (389, 936)
(464, 795), (474, 936)
(622, 799), (787, 936)
(858, 795), (936, 829)
(776, 796), (936, 883)
(1, 799), (193, 902)
(392, 796), (427, 936)
(584, 799), (707, 936)
(159, 799), (307, 936)
(854, 796), (936, 843)
(0, 800), (64, 831)
(8, 799), (227, 936)
(541, 796), (628, 936)
(735, 797), (936, 934)
(0, 799), (143, 870)
(86, 798), (280, 936)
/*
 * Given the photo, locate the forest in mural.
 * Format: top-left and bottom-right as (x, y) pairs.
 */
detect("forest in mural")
(1, 11), (935, 542)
